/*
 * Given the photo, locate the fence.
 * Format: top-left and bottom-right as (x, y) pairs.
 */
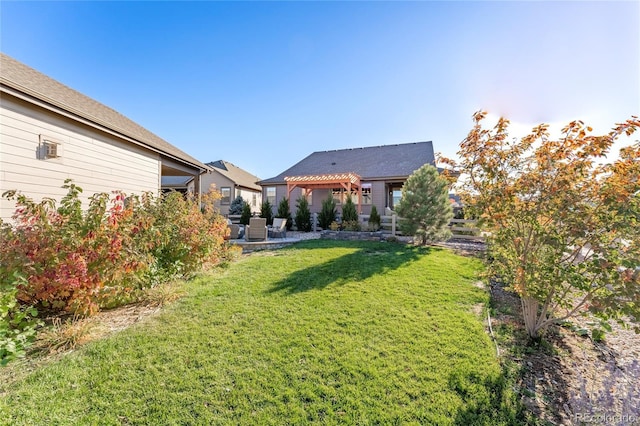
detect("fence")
(357, 214), (399, 235)
(359, 215), (484, 241)
(447, 219), (485, 241)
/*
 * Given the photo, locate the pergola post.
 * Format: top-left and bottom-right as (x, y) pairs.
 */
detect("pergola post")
(284, 173), (363, 213)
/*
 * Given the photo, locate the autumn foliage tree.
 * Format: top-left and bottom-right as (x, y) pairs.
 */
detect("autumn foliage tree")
(441, 112), (640, 339)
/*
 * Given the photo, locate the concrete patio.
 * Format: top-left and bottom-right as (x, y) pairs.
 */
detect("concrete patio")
(228, 231), (321, 253)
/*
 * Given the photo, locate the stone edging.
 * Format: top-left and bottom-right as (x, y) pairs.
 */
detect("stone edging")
(320, 230), (388, 242)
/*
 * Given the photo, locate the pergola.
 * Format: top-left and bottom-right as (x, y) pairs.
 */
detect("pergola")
(284, 172), (363, 213)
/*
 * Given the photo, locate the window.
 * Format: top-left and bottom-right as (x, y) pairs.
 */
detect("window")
(302, 188), (313, 205)
(221, 187), (231, 205)
(252, 193), (257, 207)
(38, 135), (61, 159)
(332, 188), (343, 205)
(332, 185), (371, 205)
(266, 187), (276, 205)
(392, 189), (402, 208)
(361, 183), (372, 205)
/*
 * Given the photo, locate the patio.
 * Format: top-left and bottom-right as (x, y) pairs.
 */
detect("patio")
(228, 231), (321, 253)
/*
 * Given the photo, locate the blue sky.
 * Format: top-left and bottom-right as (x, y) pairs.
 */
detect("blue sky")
(2, 1), (638, 179)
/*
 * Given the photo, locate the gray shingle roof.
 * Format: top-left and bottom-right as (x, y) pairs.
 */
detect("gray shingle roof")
(259, 141), (435, 185)
(206, 160), (261, 191)
(0, 53), (206, 171)
(161, 176), (193, 187)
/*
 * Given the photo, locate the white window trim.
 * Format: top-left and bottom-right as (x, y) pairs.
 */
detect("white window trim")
(220, 187), (231, 205)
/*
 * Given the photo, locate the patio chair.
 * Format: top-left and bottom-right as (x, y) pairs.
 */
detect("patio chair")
(245, 217), (268, 241)
(227, 224), (240, 240)
(269, 218), (287, 239)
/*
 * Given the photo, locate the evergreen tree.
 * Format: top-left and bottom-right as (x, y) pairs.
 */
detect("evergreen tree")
(318, 193), (337, 230)
(276, 197), (293, 230)
(341, 194), (360, 230)
(342, 195), (358, 222)
(240, 202), (252, 225)
(294, 196), (311, 232)
(229, 195), (245, 215)
(368, 205), (381, 231)
(395, 164), (453, 244)
(260, 200), (274, 226)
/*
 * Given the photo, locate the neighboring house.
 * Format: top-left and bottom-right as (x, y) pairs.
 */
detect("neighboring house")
(0, 53), (208, 222)
(201, 160), (262, 216)
(258, 141), (436, 217)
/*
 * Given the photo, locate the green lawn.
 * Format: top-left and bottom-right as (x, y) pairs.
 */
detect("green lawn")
(0, 240), (523, 425)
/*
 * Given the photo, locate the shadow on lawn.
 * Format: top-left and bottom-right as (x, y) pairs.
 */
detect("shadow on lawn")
(266, 242), (429, 295)
(452, 280), (576, 425)
(449, 337), (575, 425)
(450, 368), (533, 425)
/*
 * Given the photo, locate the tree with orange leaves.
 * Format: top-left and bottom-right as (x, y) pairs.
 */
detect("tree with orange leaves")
(440, 112), (640, 340)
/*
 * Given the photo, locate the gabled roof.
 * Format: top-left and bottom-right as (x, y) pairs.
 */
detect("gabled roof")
(0, 53), (206, 171)
(259, 141), (435, 185)
(206, 160), (261, 191)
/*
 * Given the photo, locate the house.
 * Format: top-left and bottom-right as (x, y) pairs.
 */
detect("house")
(258, 141), (436, 217)
(201, 160), (262, 216)
(0, 53), (208, 222)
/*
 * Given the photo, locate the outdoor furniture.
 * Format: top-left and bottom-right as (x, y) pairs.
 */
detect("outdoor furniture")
(227, 224), (240, 240)
(269, 218), (287, 239)
(245, 218), (268, 241)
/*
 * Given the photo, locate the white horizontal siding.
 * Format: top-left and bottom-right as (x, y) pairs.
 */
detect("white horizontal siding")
(1, 97), (161, 222)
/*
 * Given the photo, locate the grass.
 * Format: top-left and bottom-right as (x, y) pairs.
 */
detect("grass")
(0, 240), (526, 425)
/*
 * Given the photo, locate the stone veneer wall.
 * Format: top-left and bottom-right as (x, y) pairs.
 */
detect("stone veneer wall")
(320, 230), (387, 242)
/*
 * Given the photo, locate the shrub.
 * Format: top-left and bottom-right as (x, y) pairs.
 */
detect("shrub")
(145, 190), (228, 282)
(276, 197), (293, 230)
(1, 181), (151, 316)
(229, 196), (245, 215)
(294, 196), (312, 232)
(318, 194), (336, 230)
(1, 182), (229, 316)
(342, 220), (361, 231)
(342, 195), (358, 223)
(260, 200), (274, 226)
(0, 272), (41, 366)
(0, 182), (231, 364)
(369, 205), (381, 231)
(240, 203), (252, 225)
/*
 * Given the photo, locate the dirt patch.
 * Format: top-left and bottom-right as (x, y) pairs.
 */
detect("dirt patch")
(90, 303), (163, 334)
(28, 303), (163, 357)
